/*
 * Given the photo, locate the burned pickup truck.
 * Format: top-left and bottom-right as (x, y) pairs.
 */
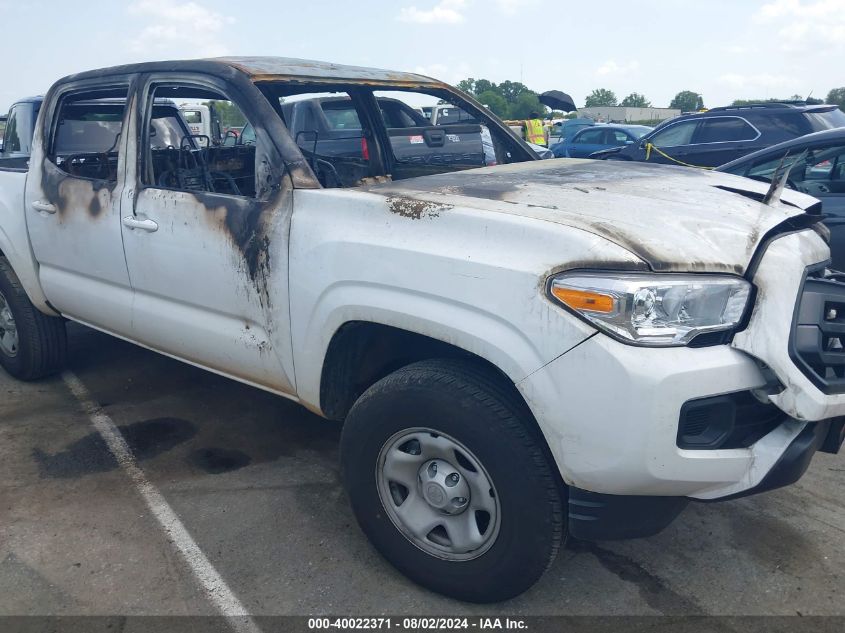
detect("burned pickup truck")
(0, 57), (843, 602)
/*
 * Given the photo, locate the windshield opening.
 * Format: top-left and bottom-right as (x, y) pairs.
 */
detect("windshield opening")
(256, 81), (536, 188)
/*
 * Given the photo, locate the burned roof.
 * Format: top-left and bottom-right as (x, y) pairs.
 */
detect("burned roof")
(57, 56), (442, 88)
(216, 56), (439, 84)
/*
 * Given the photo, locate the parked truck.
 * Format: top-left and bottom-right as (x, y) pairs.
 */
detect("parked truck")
(0, 57), (843, 603)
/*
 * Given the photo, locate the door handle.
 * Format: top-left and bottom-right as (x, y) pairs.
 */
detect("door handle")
(122, 216), (158, 233)
(31, 200), (57, 214)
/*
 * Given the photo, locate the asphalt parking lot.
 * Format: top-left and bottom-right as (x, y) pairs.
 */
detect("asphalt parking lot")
(1, 323), (843, 619)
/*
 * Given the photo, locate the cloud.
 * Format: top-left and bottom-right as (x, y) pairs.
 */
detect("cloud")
(412, 62), (473, 85)
(722, 44), (753, 54)
(596, 60), (640, 76)
(719, 72), (797, 91)
(127, 0), (235, 58)
(495, 0), (539, 14)
(754, 0), (845, 50)
(398, 0), (467, 24)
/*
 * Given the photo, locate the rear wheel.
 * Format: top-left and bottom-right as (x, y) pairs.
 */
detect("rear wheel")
(341, 359), (564, 602)
(0, 257), (67, 380)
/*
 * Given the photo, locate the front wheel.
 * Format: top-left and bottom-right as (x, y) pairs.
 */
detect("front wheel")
(341, 359), (564, 602)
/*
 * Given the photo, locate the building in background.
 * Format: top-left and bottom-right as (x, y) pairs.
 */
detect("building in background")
(577, 106), (680, 123)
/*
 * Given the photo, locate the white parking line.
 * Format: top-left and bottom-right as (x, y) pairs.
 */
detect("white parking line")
(62, 370), (264, 633)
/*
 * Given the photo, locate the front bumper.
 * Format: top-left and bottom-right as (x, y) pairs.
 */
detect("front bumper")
(518, 333), (806, 499)
(568, 418), (842, 541)
(518, 229), (842, 502)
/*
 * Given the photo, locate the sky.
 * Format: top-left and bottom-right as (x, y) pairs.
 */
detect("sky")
(0, 0), (842, 112)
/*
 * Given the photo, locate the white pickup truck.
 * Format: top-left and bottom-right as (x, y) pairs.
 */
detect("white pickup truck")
(0, 57), (843, 603)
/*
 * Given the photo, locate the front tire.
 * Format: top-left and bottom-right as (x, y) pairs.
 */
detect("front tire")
(0, 257), (67, 380)
(341, 359), (564, 602)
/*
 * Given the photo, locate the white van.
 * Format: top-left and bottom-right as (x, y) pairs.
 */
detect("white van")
(178, 103), (212, 145)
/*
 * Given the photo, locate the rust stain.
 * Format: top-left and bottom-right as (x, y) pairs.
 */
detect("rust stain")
(386, 196), (452, 220)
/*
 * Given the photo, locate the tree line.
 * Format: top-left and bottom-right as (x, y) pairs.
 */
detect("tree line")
(456, 79), (546, 120)
(563, 88), (845, 112)
(457, 79), (845, 118)
(585, 89), (705, 112)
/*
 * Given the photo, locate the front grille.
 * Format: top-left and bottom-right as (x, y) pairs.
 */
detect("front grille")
(790, 268), (845, 394)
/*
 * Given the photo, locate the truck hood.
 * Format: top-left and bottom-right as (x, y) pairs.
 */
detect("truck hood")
(359, 159), (822, 274)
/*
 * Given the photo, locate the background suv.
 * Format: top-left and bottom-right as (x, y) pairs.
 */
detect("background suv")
(591, 102), (845, 167)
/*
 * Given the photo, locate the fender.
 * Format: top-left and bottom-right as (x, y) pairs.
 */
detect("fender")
(293, 283), (596, 413)
(288, 187), (644, 414)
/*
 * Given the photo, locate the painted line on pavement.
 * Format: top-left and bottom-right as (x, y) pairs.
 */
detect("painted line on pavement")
(62, 370), (263, 633)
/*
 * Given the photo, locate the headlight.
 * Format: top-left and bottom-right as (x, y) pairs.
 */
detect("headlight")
(548, 273), (752, 346)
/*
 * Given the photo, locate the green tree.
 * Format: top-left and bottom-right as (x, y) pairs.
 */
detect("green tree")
(476, 90), (509, 118)
(670, 90), (704, 112)
(730, 96), (824, 106)
(509, 91), (545, 120)
(497, 80), (531, 103)
(456, 78), (476, 94)
(827, 87), (845, 108)
(205, 100), (246, 129)
(620, 92), (651, 107)
(730, 98), (767, 106)
(454, 77), (548, 120)
(474, 79), (496, 95)
(584, 89), (617, 107)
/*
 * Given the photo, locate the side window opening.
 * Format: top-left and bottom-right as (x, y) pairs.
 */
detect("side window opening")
(4, 107), (20, 154)
(575, 128), (605, 144)
(650, 120), (698, 148)
(255, 82), (532, 188)
(695, 117), (758, 144)
(142, 84), (258, 199)
(49, 87), (129, 182)
(747, 145), (845, 195)
(610, 130), (630, 146)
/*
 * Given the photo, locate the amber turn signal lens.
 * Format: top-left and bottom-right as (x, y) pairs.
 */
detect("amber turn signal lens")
(551, 286), (615, 313)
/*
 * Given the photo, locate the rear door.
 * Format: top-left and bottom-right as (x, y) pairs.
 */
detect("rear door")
(686, 116), (760, 167)
(24, 82), (134, 333)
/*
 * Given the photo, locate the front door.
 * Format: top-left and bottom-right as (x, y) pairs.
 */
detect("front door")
(120, 75), (296, 394)
(25, 82), (135, 331)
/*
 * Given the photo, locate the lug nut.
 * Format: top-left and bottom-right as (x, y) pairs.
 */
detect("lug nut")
(427, 462), (438, 478)
(452, 497), (468, 507)
(446, 473), (460, 486)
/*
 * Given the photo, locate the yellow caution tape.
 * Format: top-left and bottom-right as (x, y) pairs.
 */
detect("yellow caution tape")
(645, 142), (714, 170)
